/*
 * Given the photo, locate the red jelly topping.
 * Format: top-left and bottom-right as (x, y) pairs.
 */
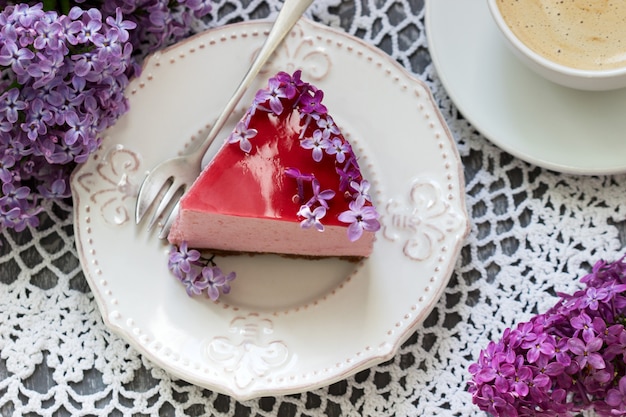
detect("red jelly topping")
(182, 70), (376, 230)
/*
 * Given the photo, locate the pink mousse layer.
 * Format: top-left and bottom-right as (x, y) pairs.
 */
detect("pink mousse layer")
(168, 211), (375, 257)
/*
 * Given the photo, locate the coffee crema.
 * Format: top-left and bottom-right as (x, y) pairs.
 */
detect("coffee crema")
(496, 0), (626, 71)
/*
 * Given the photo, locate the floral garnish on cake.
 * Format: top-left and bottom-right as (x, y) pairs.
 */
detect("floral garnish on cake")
(226, 69), (380, 241)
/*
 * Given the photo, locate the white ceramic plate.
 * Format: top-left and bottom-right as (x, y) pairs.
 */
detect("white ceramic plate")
(71, 19), (469, 400)
(426, 0), (626, 175)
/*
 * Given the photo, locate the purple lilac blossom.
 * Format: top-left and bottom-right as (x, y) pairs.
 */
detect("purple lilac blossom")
(227, 120), (257, 153)
(167, 242), (235, 301)
(0, 0), (213, 232)
(306, 178), (335, 209)
(297, 204), (326, 232)
(469, 255), (626, 417)
(301, 129), (331, 162)
(254, 76), (289, 115)
(337, 196), (381, 242)
(201, 266), (235, 301)
(326, 137), (350, 163)
(299, 87), (327, 115)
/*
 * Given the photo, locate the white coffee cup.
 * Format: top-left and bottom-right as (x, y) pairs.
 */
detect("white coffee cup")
(487, 0), (626, 91)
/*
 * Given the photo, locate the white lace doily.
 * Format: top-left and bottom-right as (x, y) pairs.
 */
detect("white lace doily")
(1, 1), (624, 416)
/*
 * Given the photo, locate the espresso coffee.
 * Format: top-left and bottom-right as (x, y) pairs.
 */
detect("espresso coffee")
(496, 0), (626, 71)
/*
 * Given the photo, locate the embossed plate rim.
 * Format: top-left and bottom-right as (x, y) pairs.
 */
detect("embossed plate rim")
(71, 18), (470, 400)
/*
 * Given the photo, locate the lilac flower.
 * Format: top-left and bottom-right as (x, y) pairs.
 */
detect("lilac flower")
(201, 266), (235, 301)
(168, 241), (201, 276)
(609, 330), (626, 361)
(469, 255), (626, 417)
(316, 115), (340, 137)
(64, 112), (93, 146)
(0, 182), (30, 207)
(299, 87), (327, 115)
(0, 40), (35, 75)
(336, 156), (361, 192)
(182, 273), (210, 297)
(473, 384), (517, 417)
(33, 20), (65, 51)
(570, 311), (595, 341)
(568, 333), (606, 370)
(76, 12), (103, 43)
(167, 242), (236, 301)
(606, 376), (626, 413)
(350, 179), (372, 202)
(581, 286), (611, 311)
(0, 1), (213, 233)
(301, 129), (331, 162)
(298, 204), (326, 232)
(255, 75), (289, 115)
(0, 150), (16, 183)
(21, 98), (53, 140)
(306, 179), (335, 209)
(508, 356), (534, 397)
(105, 8), (137, 43)
(338, 197), (381, 241)
(37, 178), (70, 199)
(553, 337), (571, 367)
(0, 88), (28, 124)
(521, 333), (555, 364)
(326, 137), (351, 163)
(273, 70), (299, 99)
(227, 120), (257, 153)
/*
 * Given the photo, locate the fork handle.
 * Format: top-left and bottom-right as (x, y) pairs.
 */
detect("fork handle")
(190, 0), (315, 166)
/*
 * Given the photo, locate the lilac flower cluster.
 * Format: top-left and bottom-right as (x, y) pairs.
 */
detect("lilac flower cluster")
(227, 70), (381, 242)
(469, 255), (626, 417)
(0, 0), (212, 232)
(168, 241), (235, 301)
(79, 0), (213, 52)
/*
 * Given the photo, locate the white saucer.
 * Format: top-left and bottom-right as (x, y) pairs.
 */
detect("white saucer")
(426, 0), (626, 175)
(71, 19), (469, 400)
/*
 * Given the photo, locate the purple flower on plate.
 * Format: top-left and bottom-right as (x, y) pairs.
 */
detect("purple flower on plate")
(201, 266), (235, 301)
(168, 242), (236, 301)
(168, 241), (201, 278)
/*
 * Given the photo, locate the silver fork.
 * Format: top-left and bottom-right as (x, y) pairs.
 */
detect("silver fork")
(135, 0), (315, 238)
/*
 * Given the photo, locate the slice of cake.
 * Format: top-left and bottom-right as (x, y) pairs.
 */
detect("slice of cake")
(167, 70), (380, 258)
